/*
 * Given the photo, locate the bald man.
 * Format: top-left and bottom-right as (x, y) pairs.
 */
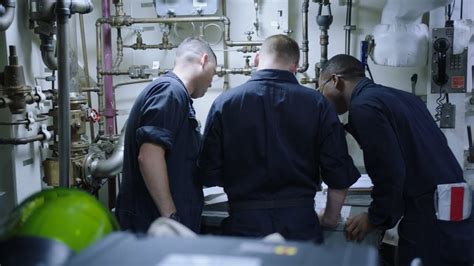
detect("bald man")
(198, 34), (359, 243)
(116, 37), (216, 233)
(319, 54), (473, 265)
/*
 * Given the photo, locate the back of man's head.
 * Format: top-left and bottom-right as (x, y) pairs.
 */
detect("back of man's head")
(258, 34), (300, 71)
(321, 54), (365, 80)
(175, 37), (217, 65)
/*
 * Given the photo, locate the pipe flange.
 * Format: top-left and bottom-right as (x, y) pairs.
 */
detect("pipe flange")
(71, 140), (90, 151)
(0, 85), (32, 95)
(83, 151), (105, 183)
(344, 25), (356, 31)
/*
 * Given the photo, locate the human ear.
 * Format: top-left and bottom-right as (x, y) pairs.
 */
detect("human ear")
(200, 53), (209, 68)
(254, 53), (260, 67)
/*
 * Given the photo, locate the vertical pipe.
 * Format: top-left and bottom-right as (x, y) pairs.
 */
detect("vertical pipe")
(468, 126), (473, 148)
(103, 0), (116, 208)
(80, 14), (95, 139)
(221, 0), (229, 90)
(344, 0), (353, 55)
(102, 0), (115, 136)
(320, 29), (328, 65)
(57, 0), (71, 187)
(96, 22), (105, 135)
(297, 0), (309, 73)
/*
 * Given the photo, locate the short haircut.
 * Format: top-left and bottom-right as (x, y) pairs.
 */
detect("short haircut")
(176, 37), (217, 64)
(260, 34), (300, 65)
(321, 54), (365, 79)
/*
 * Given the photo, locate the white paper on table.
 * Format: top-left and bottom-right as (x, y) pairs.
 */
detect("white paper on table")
(203, 186), (228, 205)
(350, 174), (373, 189)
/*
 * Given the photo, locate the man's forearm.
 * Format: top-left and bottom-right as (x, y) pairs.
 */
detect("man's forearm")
(139, 143), (176, 217)
(321, 188), (348, 228)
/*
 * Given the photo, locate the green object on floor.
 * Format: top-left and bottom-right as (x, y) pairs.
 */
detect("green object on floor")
(0, 188), (119, 252)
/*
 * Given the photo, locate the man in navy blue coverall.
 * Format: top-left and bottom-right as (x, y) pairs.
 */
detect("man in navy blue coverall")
(116, 37), (216, 233)
(319, 54), (473, 265)
(198, 35), (360, 243)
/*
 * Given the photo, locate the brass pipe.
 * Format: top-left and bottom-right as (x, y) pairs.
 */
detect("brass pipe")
(113, 28), (123, 68)
(215, 67), (252, 77)
(123, 43), (177, 50)
(96, 21), (105, 135)
(100, 69), (130, 75)
(113, 79), (152, 90)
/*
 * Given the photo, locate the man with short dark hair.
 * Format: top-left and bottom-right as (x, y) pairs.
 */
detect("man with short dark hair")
(198, 35), (360, 243)
(116, 37), (217, 233)
(320, 54), (473, 265)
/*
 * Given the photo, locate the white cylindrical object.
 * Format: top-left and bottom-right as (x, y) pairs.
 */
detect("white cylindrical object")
(373, 0), (453, 67)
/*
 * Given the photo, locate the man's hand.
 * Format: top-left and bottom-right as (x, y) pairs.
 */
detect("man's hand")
(318, 208), (340, 229)
(344, 212), (375, 242)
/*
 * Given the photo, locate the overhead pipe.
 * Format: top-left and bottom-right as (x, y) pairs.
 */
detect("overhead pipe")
(32, 0), (92, 70)
(97, 15), (263, 48)
(0, 0), (15, 31)
(89, 121), (126, 178)
(215, 67), (252, 77)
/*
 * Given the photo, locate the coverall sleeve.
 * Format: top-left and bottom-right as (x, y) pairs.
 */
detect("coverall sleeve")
(197, 103), (224, 187)
(318, 104), (360, 189)
(350, 104), (405, 229)
(136, 87), (187, 150)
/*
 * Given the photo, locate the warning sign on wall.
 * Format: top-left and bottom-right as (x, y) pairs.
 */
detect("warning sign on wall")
(451, 76), (465, 89)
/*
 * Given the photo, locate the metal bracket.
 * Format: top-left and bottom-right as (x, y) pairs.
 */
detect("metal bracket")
(39, 124), (51, 149)
(26, 112), (35, 131)
(83, 151), (106, 184)
(33, 85), (46, 110)
(440, 102), (456, 128)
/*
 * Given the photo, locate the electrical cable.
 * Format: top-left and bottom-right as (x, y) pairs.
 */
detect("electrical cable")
(366, 63), (374, 82)
(435, 87), (447, 122)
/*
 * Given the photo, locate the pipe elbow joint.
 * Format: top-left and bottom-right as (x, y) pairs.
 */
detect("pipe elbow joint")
(70, 0), (94, 14)
(0, 0), (16, 31)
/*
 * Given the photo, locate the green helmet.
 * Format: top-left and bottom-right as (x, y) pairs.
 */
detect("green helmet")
(0, 188), (119, 252)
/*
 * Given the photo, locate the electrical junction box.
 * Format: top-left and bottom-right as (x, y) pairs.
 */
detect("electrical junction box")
(154, 0), (218, 16)
(431, 27), (468, 94)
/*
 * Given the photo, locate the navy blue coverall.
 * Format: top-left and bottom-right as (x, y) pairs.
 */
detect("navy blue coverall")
(116, 72), (204, 233)
(198, 69), (360, 243)
(347, 78), (473, 265)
